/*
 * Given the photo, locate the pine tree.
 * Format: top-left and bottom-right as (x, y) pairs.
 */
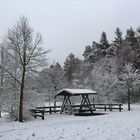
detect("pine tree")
(113, 27), (123, 54)
(64, 53), (76, 83)
(83, 41), (100, 63)
(121, 27), (140, 69)
(112, 27), (124, 74)
(100, 31), (110, 49)
(125, 27), (137, 46)
(133, 27), (140, 69)
(83, 45), (92, 61)
(64, 53), (81, 86)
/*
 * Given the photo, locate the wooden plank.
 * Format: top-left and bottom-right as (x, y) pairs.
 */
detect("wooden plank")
(44, 110), (60, 113)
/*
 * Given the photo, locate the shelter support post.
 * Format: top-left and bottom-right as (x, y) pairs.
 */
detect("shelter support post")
(60, 95), (71, 114)
(79, 95), (94, 114)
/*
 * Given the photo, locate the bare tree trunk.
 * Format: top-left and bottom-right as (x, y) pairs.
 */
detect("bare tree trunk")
(18, 66), (25, 122)
(0, 46), (4, 118)
(128, 89), (131, 111)
(0, 87), (2, 118)
(0, 106), (1, 118)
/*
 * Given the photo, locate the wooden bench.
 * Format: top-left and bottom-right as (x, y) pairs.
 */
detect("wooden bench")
(30, 109), (45, 120)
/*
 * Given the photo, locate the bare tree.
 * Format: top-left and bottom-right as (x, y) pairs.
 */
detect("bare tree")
(0, 16), (48, 122)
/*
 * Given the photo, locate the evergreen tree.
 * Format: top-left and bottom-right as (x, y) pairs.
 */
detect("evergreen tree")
(113, 27), (124, 74)
(83, 41), (100, 63)
(100, 31), (110, 50)
(120, 27), (140, 69)
(83, 45), (92, 61)
(133, 27), (140, 69)
(64, 53), (81, 86)
(48, 62), (66, 98)
(64, 53), (76, 83)
(125, 27), (137, 46)
(113, 27), (123, 54)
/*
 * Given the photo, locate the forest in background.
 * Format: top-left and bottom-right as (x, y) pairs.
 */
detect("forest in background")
(0, 17), (140, 121)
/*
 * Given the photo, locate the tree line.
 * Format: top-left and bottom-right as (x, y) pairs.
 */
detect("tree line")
(0, 17), (140, 122)
(37, 27), (140, 112)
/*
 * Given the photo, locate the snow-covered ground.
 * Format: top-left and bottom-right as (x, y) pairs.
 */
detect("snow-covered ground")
(0, 104), (140, 140)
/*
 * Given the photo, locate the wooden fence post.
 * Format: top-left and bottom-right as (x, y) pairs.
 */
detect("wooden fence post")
(42, 110), (44, 120)
(119, 104), (122, 112)
(49, 107), (52, 114)
(104, 105), (106, 111)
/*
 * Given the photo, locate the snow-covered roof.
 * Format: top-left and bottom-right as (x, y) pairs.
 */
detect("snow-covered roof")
(56, 88), (97, 96)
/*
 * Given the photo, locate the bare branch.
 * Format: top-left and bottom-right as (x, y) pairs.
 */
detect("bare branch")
(26, 33), (42, 65)
(0, 65), (21, 86)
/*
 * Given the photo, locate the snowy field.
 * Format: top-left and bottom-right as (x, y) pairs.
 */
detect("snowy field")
(0, 104), (140, 140)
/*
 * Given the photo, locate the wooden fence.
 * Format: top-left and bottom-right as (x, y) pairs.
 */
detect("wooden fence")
(30, 103), (123, 119)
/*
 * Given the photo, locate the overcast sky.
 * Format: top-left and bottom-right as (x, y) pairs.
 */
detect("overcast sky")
(0, 0), (140, 65)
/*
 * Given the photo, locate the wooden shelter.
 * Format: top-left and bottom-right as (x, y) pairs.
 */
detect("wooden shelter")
(56, 89), (97, 115)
